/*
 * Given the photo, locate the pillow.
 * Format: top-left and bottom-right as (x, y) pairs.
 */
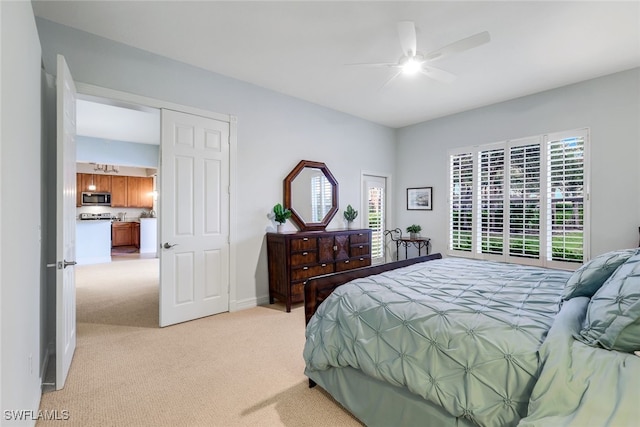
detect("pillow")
(562, 249), (637, 300)
(576, 251), (640, 352)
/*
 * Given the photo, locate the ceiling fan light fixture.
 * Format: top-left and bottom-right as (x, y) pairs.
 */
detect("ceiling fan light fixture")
(401, 55), (423, 75)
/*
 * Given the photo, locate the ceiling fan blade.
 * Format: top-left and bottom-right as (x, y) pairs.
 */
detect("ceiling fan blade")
(420, 66), (457, 83)
(379, 69), (404, 91)
(424, 31), (490, 62)
(345, 61), (399, 68)
(397, 21), (417, 57)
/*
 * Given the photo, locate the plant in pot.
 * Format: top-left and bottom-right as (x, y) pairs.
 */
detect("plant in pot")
(406, 224), (422, 239)
(272, 203), (292, 233)
(343, 204), (358, 229)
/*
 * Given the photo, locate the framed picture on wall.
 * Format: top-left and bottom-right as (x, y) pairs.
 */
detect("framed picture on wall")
(407, 187), (433, 210)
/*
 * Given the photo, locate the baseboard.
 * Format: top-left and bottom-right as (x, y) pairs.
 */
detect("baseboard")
(232, 295), (270, 311)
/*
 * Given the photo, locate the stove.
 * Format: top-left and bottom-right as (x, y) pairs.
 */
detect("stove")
(79, 212), (112, 221)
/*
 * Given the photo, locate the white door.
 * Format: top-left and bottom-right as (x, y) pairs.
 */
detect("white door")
(55, 55), (77, 389)
(363, 175), (387, 264)
(159, 109), (230, 327)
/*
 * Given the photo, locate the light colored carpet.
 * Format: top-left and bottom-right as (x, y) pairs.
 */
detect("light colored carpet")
(38, 259), (362, 426)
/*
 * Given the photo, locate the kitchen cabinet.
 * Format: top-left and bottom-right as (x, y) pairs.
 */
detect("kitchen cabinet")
(110, 176), (153, 208)
(112, 222), (140, 248)
(76, 173), (112, 206)
(127, 176), (154, 208)
(111, 176), (127, 207)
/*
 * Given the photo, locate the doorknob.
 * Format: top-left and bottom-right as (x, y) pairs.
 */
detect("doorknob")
(163, 242), (178, 249)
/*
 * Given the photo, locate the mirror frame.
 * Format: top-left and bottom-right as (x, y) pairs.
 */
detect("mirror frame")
(284, 160), (339, 231)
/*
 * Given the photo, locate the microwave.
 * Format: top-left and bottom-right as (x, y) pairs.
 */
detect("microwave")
(81, 192), (111, 206)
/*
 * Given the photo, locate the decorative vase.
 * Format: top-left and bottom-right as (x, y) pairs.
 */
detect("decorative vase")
(277, 223), (284, 233)
(410, 232), (419, 239)
(347, 221), (353, 229)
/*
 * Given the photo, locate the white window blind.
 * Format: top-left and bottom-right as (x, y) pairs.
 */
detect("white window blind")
(367, 186), (384, 260)
(449, 152), (474, 252)
(509, 143), (541, 259)
(477, 148), (505, 256)
(448, 129), (589, 269)
(546, 134), (585, 263)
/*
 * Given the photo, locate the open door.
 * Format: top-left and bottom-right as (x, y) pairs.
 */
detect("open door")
(159, 109), (230, 327)
(55, 55), (77, 389)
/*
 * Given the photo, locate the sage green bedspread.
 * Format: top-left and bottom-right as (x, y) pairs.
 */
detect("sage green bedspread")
(519, 297), (640, 426)
(304, 257), (571, 427)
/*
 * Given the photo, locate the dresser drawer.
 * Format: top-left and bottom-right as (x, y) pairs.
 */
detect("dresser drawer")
(290, 237), (317, 251)
(291, 263), (334, 281)
(350, 244), (370, 257)
(290, 250), (317, 266)
(349, 232), (370, 244)
(336, 257), (371, 272)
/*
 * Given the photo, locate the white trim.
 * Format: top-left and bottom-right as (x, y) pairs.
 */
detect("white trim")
(74, 82), (238, 315)
(361, 170), (393, 264)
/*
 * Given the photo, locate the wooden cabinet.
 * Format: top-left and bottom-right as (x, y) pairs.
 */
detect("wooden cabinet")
(76, 173), (112, 206)
(111, 222), (140, 248)
(111, 176), (127, 207)
(107, 176), (154, 208)
(266, 229), (372, 312)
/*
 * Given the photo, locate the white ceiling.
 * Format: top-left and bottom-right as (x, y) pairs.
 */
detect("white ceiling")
(33, 1), (640, 129)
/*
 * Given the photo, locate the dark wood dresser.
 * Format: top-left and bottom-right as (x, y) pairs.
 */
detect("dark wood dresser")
(266, 229), (372, 312)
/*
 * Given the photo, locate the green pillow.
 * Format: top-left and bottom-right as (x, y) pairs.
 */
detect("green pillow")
(576, 251), (640, 352)
(562, 249), (637, 300)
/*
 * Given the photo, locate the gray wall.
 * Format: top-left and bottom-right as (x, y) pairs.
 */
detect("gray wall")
(35, 18), (397, 309)
(76, 136), (159, 168)
(1, 1), (45, 421)
(395, 68), (640, 258)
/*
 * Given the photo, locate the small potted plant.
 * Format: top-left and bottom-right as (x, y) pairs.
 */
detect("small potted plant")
(272, 203), (292, 232)
(343, 204), (358, 229)
(406, 224), (422, 239)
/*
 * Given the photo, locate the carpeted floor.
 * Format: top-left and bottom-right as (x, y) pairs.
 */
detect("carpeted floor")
(37, 259), (362, 426)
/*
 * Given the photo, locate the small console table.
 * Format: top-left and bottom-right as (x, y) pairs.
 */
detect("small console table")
(384, 228), (431, 261)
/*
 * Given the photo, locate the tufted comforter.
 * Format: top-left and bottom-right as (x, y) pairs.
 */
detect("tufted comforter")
(304, 257), (572, 427)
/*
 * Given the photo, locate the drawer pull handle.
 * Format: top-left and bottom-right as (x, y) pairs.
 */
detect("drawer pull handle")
(302, 252), (308, 256)
(303, 238), (309, 241)
(344, 260), (350, 264)
(303, 266), (309, 270)
(359, 245), (363, 249)
(321, 263), (327, 267)
(360, 258), (364, 261)
(358, 233), (363, 236)
(333, 245), (337, 251)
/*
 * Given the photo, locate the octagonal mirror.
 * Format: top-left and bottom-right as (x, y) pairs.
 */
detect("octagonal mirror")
(284, 160), (338, 231)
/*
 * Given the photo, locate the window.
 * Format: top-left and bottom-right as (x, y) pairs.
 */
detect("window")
(449, 129), (589, 269)
(363, 175), (387, 264)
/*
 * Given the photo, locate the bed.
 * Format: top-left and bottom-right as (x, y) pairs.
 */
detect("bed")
(303, 252), (640, 427)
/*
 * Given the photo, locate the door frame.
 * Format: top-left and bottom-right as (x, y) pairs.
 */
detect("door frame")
(75, 82), (238, 312)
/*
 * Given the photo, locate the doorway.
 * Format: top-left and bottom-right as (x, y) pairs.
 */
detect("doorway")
(74, 82), (237, 327)
(362, 173), (390, 264)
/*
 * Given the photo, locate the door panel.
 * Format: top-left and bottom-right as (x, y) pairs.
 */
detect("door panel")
(160, 109), (230, 327)
(55, 55), (77, 390)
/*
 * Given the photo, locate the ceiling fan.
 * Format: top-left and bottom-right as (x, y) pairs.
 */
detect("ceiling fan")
(350, 21), (490, 88)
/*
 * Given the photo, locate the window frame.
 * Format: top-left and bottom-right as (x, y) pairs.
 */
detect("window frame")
(448, 128), (590, 270)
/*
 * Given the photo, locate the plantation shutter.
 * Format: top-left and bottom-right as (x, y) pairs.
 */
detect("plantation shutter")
(477, 147), (505, 256)
(508, 141), (541, 260)
(367, 186), (384, 261)
(449, 152), (474, 252)
(546, 132), (586, 263)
